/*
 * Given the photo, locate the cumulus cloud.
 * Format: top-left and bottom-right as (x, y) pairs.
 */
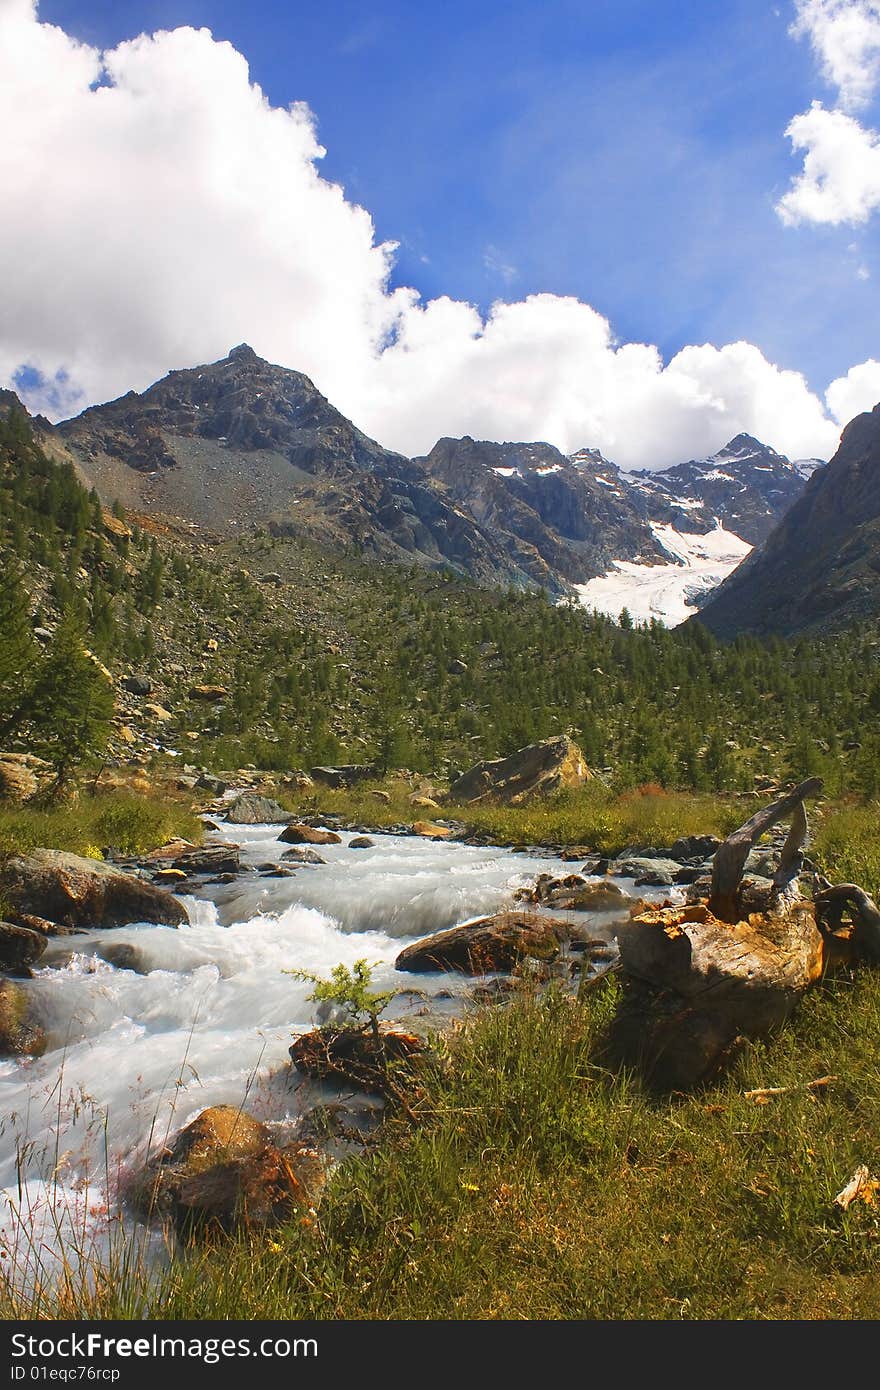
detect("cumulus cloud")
(777, 102), (880, 223)
(825, 356), (880, 420)
(0, 1), (865, 469)
(779, 2), (880, 226)
(792, 0), (880, 110)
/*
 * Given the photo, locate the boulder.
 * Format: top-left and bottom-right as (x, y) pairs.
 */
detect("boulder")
(144, 703), (173, 722)
(0, 755), (44, 804)
(289, 1024), (427, 1094)
(610, 856), (684, 887)
(188, 685), (228, 702)
(277, 823), (342, 846)
(394, 911), (582, 975)
(669, 834), (722, 863)
(195, 773), (226, 795)
(348, 836), (374, 849)
(518, 875), (634, 913)
(309, 764), (375, 789)
(280, 847), (326, 865)
(449, 735), (591, 804)
(0, 922), (48, 971)
(0, 980), (45, 1056)
(224, 793), (289, 825)
(132, 1105), (324, 1234)
(0, 850), (189, 929)
(121, 674), (152, 696)
(172, 844), (240, 875)
(412, 821), (452, 839)
(410, 795), (441, 811)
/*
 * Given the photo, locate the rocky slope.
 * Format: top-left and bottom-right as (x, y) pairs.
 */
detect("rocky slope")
(54, 346), (523, 587)
(695, 404), (880, 638)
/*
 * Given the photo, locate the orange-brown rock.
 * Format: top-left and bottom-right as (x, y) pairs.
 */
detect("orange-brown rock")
(277, 823), (342, 846)
(132, 1104), (325, 1234)
(0, 849), (188, 929)
(411, 820), (452, 839)
(394, 910), (583, 975)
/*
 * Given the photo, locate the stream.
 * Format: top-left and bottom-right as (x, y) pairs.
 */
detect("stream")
(0, 820), (656, 1294)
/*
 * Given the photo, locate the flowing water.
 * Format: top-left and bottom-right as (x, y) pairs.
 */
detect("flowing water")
(0, 821), (646, 1295)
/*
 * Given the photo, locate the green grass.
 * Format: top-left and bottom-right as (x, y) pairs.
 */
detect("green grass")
(11, 966), (880, 1321)
(281, 777), (746, 852)
(814, 801), (880, 901)
(0, 790), (203, 860)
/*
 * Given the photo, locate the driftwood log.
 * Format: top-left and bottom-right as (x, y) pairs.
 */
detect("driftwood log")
(607, 780), (828, 1090)
(709, 777), (823, 921)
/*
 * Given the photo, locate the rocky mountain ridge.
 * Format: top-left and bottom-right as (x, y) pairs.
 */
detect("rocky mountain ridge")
(13, 346), (823, 612)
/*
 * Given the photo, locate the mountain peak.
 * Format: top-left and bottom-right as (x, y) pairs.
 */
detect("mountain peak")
(227, 343), (260, 363)
(722, 432), (769, 454)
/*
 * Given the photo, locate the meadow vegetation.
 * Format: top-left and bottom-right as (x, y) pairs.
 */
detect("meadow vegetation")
(8, 968), (880, 1321)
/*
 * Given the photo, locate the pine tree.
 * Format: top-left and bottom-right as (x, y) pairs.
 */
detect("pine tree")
(0, 561), (39, 741)
(28, 613), (115, 793)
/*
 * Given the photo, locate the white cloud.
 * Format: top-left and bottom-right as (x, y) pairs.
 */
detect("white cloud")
(777, 101), (880, 223)
(791, 0), (880, 110)
(0, 2), (863, 471)
(826, 357), (880, 419)
(779, 4), (880, 226)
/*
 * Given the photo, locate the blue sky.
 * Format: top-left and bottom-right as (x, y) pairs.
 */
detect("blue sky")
(38, 0), (875, 391)
(2, 0), (878, 467)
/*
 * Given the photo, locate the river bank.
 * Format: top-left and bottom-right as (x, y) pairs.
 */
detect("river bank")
(3, 778), (880, 1319)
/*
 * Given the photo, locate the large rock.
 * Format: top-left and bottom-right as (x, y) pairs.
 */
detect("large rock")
(224, 793), (289, 824)
(280, 847), (326, 865)
(172, 844), (240, 875)
(289, 1024), (427, 1094)
(518, 874), (634, 913)
(132, 1105), (324, 1234)
(0, 922), (48, 971)
(0, 850), (189, 929)
(0, 754), (49, 804)
(278, 823), (342, 846)
(121, 674), (152, 696)
(310, 765), (375, 789)
(449, 735), (591, 804)
(411, 821), (452, 839)
(0, 980), (45, 1056)
(394, 911), (583, 974)
(610, 856), (684, 887)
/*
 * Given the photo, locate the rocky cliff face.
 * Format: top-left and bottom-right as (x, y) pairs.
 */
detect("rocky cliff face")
(417, 437), (664, 583)
(695, 405), (880, 637)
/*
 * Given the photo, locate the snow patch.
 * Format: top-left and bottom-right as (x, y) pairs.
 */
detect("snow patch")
(572, 522), (751, 628)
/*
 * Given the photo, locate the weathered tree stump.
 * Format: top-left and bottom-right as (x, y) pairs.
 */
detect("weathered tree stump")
(608, 899), (825, 1090)
(605, 781), (828, 1090)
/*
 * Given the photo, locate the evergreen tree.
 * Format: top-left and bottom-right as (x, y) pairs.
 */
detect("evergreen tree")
(0, 561), (39, 741)
(28, 613), (115, 793)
